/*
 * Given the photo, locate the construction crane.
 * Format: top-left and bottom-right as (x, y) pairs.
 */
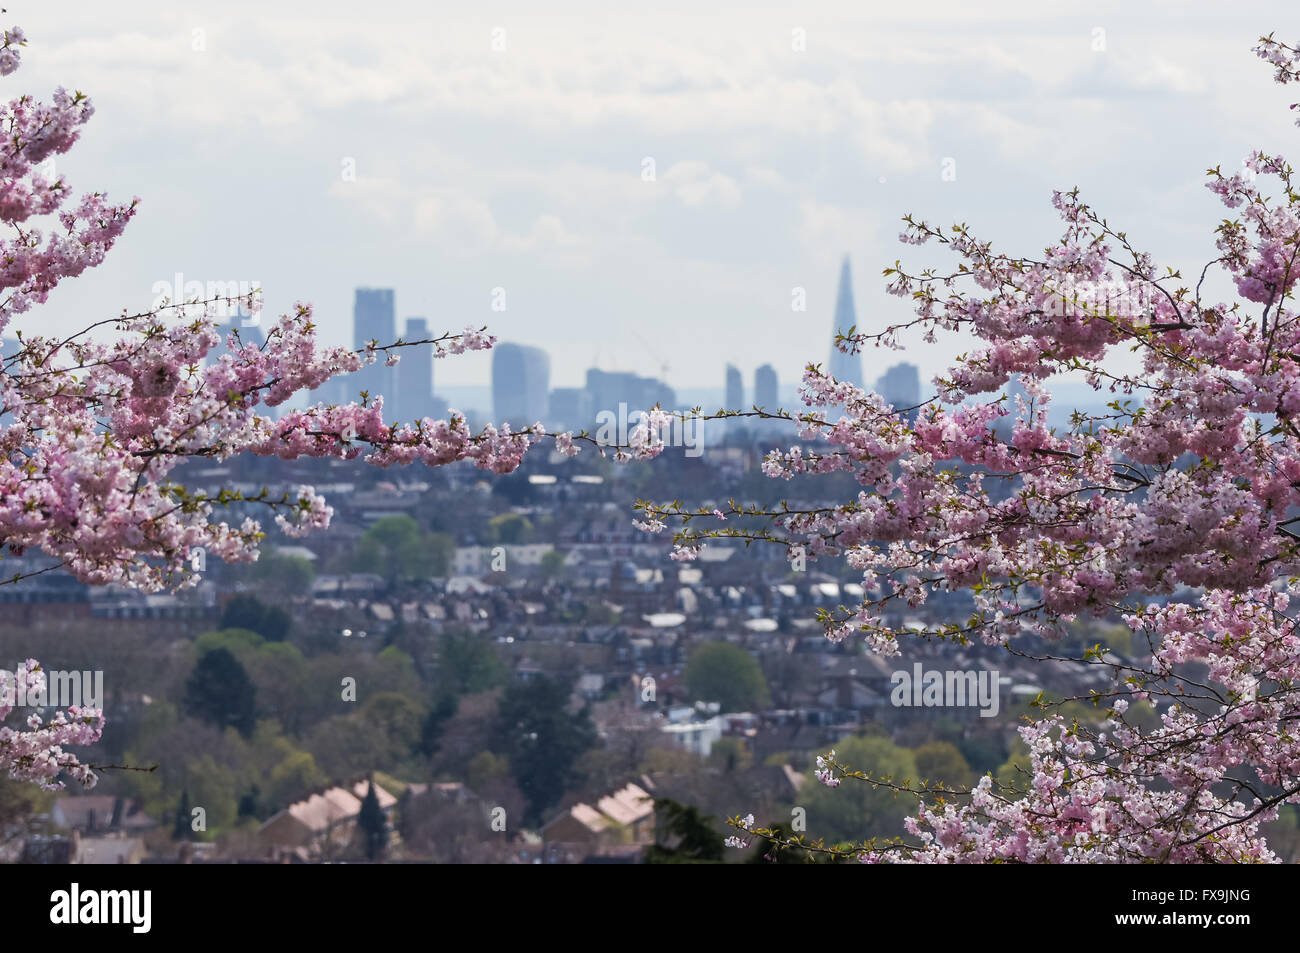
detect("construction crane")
(630, 329), (671, 383)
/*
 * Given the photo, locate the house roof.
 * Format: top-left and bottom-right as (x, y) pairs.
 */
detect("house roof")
(349, 780), (397, 809)
(52, 795), (156, 831)
(282, 792), (354, 832)
(52, 795), (117, 828)
(595, 783), (654, 826)
(264, 780), (396, 834)
(568, 803), (609, 833)
(77, 836), (144, 864)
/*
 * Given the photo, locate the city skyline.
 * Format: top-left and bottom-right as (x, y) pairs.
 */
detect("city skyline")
(320, 257), (936, 429)
(282, 269), (1114, 432)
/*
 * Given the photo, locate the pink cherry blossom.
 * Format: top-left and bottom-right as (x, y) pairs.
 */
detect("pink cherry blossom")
(689, 33), (1300, 861)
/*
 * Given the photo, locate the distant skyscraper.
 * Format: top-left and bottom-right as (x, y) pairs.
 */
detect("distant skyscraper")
(353, 288), (396, 403)
(754, 364), (778, 409)
(549, 387), (594, 430)
(395, 317), (434, 422)
(725, 364), (743, 409)
(216, 310), (266, 350)
(828, 256), (863, 388)
(875, 362), (921, 409)
(305, 374), (343, 408)
(585, 369), (675, 418)
(493, 343), (550, 425)
(723, 364), (745, 440)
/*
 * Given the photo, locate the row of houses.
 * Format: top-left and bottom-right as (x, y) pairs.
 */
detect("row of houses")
(258, 779), (398, 861)
(540, 781), (656, 863)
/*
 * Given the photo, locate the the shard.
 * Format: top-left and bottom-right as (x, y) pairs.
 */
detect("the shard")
(827, 255), (863, 388)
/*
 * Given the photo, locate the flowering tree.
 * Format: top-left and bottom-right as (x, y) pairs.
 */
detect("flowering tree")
(0, 25), (643, 790)
(635, 33), (1300, 862)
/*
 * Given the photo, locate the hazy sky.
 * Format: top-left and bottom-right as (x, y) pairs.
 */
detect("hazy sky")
(12, 0), (1297, 397)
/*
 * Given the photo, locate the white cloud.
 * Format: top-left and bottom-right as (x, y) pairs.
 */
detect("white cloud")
(796, 200), (880, 260)
(10, 0), (1295, 390)
(329, 177), (590, 263)
(662, 162), (742, 207)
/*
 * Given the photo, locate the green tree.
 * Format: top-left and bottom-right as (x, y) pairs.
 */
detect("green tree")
(488, 512), (532, 544)
(194, 627), (264, 656)
(220, 595), (292, 641)
(355, 515), (453, 585)
(684, 642), (771, 713)
(426, 531), (455, 578)
(184, 648), (257, 737)
(420, 632), (502, 761)
(305, 715), (391, 780)
(357, 779), (387, 861)
(359, 692), (424, 765)
(268, 750), (328, 809)
(244, 641), (308, 734)
(237, 785), (262, 820)
(912, 740), (975, 789)
(373, 645), (422, 699)
(643, 798), (725, 864)
(539, 549), (566, 580)
(436, 629), (505, 697)
(419, 693), (459, 757)
(466, 750), (511, 793)
(799, 735), (919, 844)
(258, 548), (317, 595)
(491, 676), (597, 825)
(173, 789), (193, 841)
(185, 755), (240, 836)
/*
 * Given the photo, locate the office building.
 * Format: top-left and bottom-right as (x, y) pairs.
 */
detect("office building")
(754, 364), (778, 409)
(585, 369), (675, 419)
(493, 343), (551, 426)
(395, 317), (435, 422)
(725, 364), (743, 409)
(828, 256), (863, 388)
(353, 288), (396, 404)
(549, 387), (595, 431)
(875, 362), (921, 410)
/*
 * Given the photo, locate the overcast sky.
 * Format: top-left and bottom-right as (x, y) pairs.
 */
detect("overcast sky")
(12, 0), (1298, 399)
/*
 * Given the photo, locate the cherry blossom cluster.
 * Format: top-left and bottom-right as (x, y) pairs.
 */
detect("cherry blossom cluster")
(805, 589), (1294, 862)
(0, 660), (103, 790)
(669, 34), (1300, 860)
(1256, 34), (1300, 126)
